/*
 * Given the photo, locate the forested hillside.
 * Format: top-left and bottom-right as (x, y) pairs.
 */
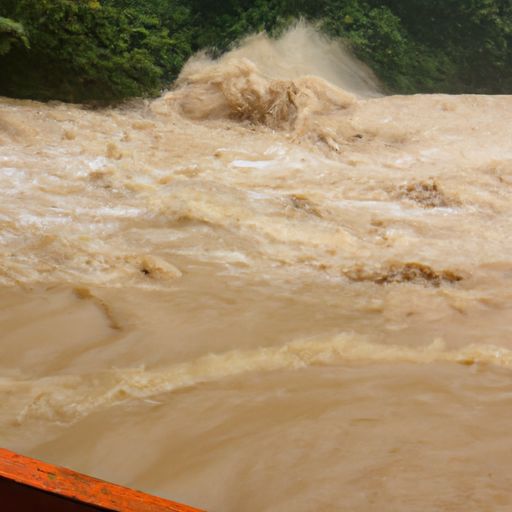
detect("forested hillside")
(0, 0), (511, 102)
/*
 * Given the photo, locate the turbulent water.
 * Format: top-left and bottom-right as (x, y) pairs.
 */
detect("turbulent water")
(2, 24), (512, 511)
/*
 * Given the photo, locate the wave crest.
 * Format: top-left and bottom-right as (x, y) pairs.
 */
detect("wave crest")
(7, 335), (512, 425)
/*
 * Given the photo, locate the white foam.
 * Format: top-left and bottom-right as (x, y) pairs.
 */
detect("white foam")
(232, 159), (275, 169)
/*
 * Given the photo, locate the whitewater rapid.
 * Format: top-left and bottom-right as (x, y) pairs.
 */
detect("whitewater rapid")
(1, 24), (512, 511)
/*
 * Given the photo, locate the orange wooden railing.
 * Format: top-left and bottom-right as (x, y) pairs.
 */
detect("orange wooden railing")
(0, 448), (204, 512)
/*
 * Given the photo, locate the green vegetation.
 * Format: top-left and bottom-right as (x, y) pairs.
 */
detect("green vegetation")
(0, 0), (511, 102)
(0, 16), (29, 56)
(0, 0), (192, 101)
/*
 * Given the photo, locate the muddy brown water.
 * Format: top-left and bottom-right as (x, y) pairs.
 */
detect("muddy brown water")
(1, 25), (512, 511)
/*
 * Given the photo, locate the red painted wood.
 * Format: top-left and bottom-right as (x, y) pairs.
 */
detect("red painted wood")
(0, 448), (204, 512)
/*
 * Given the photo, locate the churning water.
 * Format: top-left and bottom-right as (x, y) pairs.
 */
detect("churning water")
(1, 23), (512, 511)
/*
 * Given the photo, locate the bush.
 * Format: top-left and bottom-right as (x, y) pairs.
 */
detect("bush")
(0, 16), (29, 56)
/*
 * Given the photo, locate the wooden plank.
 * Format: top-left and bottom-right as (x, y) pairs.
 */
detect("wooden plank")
(0, 448), (204, 512)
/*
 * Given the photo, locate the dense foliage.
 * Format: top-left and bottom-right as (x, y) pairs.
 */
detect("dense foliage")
(0, 0), (511, 102)
(0, 0), (193, 101)
(0, 16), (29, 56)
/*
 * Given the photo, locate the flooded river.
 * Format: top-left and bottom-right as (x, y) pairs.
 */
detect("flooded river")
(1, 25), (512, 511)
